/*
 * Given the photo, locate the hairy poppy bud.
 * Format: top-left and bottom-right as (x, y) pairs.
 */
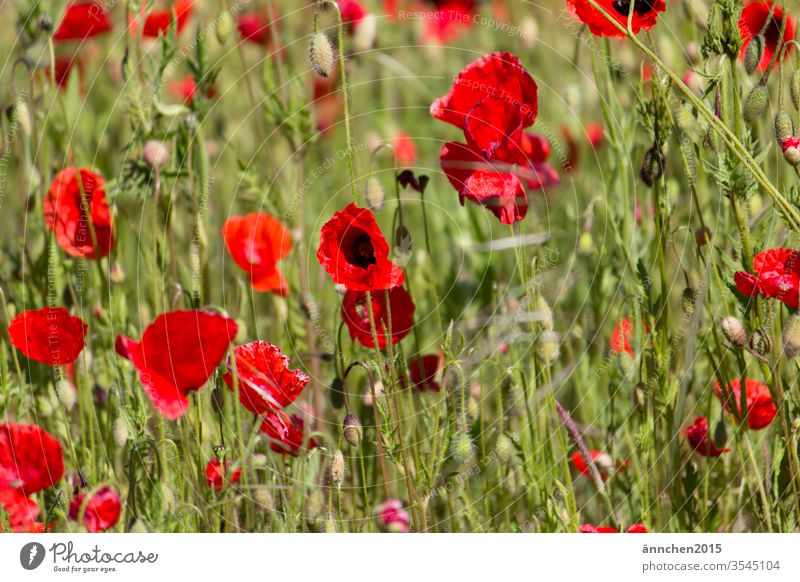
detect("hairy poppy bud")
(342, 413), (362, 446)
(713, 417), (727, 449)
(783, 314), (800, 358)
(578, 231), (593, 254)
(324, 514), (337, 533)
(56, 379), (76, 410)
(308, 32), (334, 78)
(330, 449), (345, 485)
(330, 377), (345, 409)
(113, 417), (129, 447)
(743, 85), (769, 124)
(792, 70), (800, 111)
(254, 488), (274, 512)
(617, 350), (635, 377)
(703, 125), (720, 152)
(782, 137), (800, 166)
(451, 431), (474, 465)
(744, 34), (764, 75)
(639, 145), (664, 187)
(775, 111), (795, 144)
(495, 433), (514, 464)
(143, 140), (169, 169)
(365, 176), (385, 210)
(535, 296), (553, 331)
(721, 316), (746, 347)
(352, 13), (377, 52)
(306, 489), (325, 520)
(633, 382), (646, 412)
(694, 226), (712, 247)
(681, 287), (697, 316)
(538, 331), (560, 364)
(749, 328), (772, 355)
(215, 10), (234, 44)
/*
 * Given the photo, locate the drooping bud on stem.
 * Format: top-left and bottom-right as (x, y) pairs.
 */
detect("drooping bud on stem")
(744, 34), (764, 75)
(329, 449), (345, 485)
(743, 84), (769, 124)
(721, 316), (746, 347)
(749, 328), (772, 355)
(308, 32), (334, 78)
(342, 413), (362, 446)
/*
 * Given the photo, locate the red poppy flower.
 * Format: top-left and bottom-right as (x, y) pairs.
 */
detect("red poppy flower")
(115, 311), (238, 420)
(440, 141), (529, 224)
(341, 286), (415, 349)
(734, 248), (800, 309)
(8, 307), (87, 367)
(168, 75), (218, 104)
(571, 450), (614, 480)
(580, 523), (648, 533)
(0, 423), (65, 495)
(69, 486), (121, 532)
(132, 0), (194, 38)
(713, 378), (777, 430)
(53, 2), (112, 41)
(52, 57), (78, 89)
(205, 459), (242, 492)
(223, 341), (309, 415)
(421, 1), (477, 44)
(313, 69), (343, 133)
(0, 486), (40, 531)
(610, 317), (636, 355)
(685, 416), (729, 457)
(237, 12), (274, 46)
(393, 130), (418, 166)
(405, 353), (444, 392)
(43, 167), (114, 259)
(739, 1), (795, 72)
(317, 203), (405, 291)
(566, 0), (666, 38)
(222, 213), (291, 296)
(335, 0), (367, 32)
(260, 409), (318, 456)
(431, 52), (538, 144)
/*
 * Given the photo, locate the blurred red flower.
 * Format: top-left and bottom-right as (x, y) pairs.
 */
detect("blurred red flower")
(739, 1), (795, 72)
(69, 486), (121, 532)
(53, 2), (112, 42)
(260, 409), (318, 456)
(336, 0), (368, 32)
(422, 1), (477, 44)
(375, 498), (411, 532)
(132, 0), (194, 38)
(734, 248), (800, 309)
(223, 212), (291, 296)
(317, 203), (405, 291)
(341, 286), (415, 349)
(571, 449), (614, 480)
(685, 416), (729, 457)
(580, 523), (648, 533)
(223, 341), (309, 415)
(610, 317), (634, 355)
(205, 459), (242, 492)
(405, 353), (444, 392)
(115, 311), (238, 420)
(237, 12), (275, 46)
(714, 378), (777, 430)
(393, 130), (418, 166)
(8, 307), (87, 366)
(566, 0), (666, 38)
(0, 423), (65, 495)
(44, 167), (114, 259)
(168, 75), (218, 104)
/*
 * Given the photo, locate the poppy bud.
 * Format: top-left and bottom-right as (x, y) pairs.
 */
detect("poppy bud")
(215, 10), (234, 45)
(113, 418), (129, 447)
(330, 377), (345, 409)
(364, 176), (385, 210)
(743, 85), (769, 124)
(110, 262), (126, 284)
(783, 313), (800, 358)
(495, 433), (514, 464)
(617, 351), (636, 378)
(713, 417), (727, 450)
(451, 431), (474, 466)
(467, 396), (479, 421)
(681, 287), (697, 316)
(744, 34), (765, 75)
(721, 316), (746, 347)
(749, 328), (772, 355)
(211, 385), (225, 413)
(329, 449), (345, 485)
(639, 145), (664, 187)
(308, 32), (334, 78)
(703, 126), (720, 152)
(782, 137), (800, 166)
(254, 488), (274, 513)
(578, 231), (593, 254)
(685, 41), (700, 65)
(342, 413), (362, 446)
(633, 383), (646, 412)
(775, 111), (795, 144)
(694, 226), (712, 247)
(792, 70), (800, 111)
(538, 331), (560, 364)
(306, 489), (325, 520)
(143, 140), (169, 169)
(352, 13), (377, 53)
(535, 296), (553, 331)
(56, 379), (76, 410)
(324, 514), (337, 533)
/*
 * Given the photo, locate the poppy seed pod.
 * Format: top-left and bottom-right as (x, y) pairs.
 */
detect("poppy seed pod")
(749, 328), (772, 355)
(694, 226), (712, 247)
(495, 433), (514, 464)
(721, 316), (746, 347)
(308, 32), (334, 78)
(342, 413), (362, 446)
(744, 34), (765, 75)
(143, 140), (169, 169)
(330, 449), (345, 485)
(451, 432), (474, 465)
(743, 85), (769, 124)
(215, 10), (234, 44)
(639, 145), (664, 187)
(775, 111), (795, 144)
(783, 314), (800, 358)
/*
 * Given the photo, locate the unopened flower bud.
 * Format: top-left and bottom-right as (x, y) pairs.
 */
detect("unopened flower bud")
(743, 85), (769, 124)
(639, 145), (664, 187)
(782, 136), (800, 165)
(633, 382), (646, 412)
(324, 514), (337, 533)
(56, 379), (76, 410)
(721, 316), (746, 347)
(352, 13), (377, 52)
(215, 10), (234, 45)
(775, 111), (795, 144)
(308, 32), (334, 78)
(537, 331), (560, 364)
(694, 226), (712, 247)
(329, 449), (345, 485)
(365, 176), (385, 210)
(113, 417), (129, 447)
(744, 34), (764, 75)
(342, 413), (362, 446)
(143, 140), (169, 169)
(451, 431), (474, 465)
(783, 313), (800, 358)
(495, 433), (514, 464)
(713, 417), (728, 449)
(749, 328), (772, 355)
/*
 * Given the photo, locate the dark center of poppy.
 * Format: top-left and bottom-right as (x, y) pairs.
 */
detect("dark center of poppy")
(611, 0), (655, 16)
(343, 231), (377, 269)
